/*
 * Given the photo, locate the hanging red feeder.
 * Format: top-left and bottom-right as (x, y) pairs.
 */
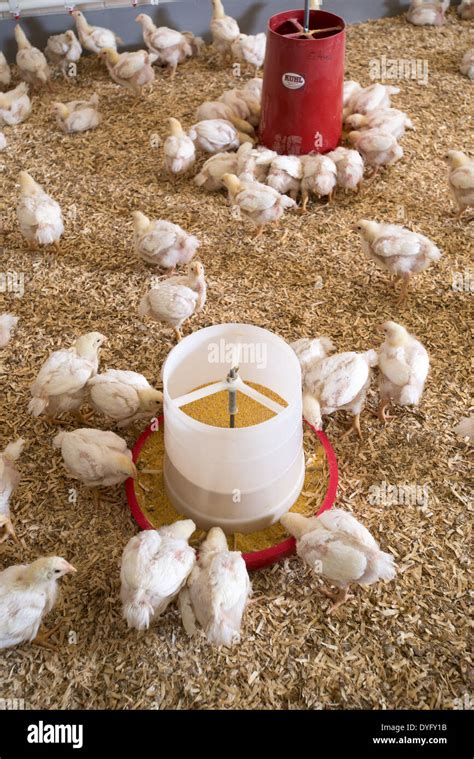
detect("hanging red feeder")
(259, 8), (346, 156)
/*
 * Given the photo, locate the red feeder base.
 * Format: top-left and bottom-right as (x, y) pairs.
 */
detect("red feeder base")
(259, 9), (346, 156)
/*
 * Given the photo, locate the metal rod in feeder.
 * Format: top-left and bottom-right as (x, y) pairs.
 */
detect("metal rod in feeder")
(303, 0), (310, 33)
(226, 366), (239, 428)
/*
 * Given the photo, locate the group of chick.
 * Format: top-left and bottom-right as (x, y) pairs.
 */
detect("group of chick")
(0, 2), (473, 652)
(406, 0), (474, 78)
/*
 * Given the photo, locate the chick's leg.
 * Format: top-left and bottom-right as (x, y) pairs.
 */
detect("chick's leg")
(398, 273), (411, 303)
(174, 327), (183, 342)
(0, 518), (19, 544)
(327, 587), (350, 615)
(342, 413), (363, 440)
(378, 399), (392, 424)
(32, 623), (63, 652)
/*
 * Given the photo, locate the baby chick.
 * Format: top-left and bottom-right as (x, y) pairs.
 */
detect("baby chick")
(189, 118), (252, 153)
(0, 557), (76, 651)
(45, 30), (82, 79)
(354, 219), (442, 300)
(0, 313), (19, 348)
(222, 172), (296, 237)
(138, 261), (207, 341)
(0, 51), (11, 90)
(163, 117), (196, 176)
(53, 428), (137, 506)
(280, 510), (396, 613)
(196, 100), (254, 135)
(16, 171), (64, 251)
(345, 108), (414, 140)
(219, 87), (261, 127)
(347, 129), (403, 178)
(458, 0), (474, 19)
(0, 82), (32, 126)
(460, 49), (474, 80)
(301, 154), (337, 210)
(132, 211), (200, 270)
(28, 331), (106, 423)
(444, 150), (474, 218)
(211, 0), (240, 63)
(302, 347), (378, 439)
(15, 25), (51, 91)
(136, 15), (192, 79)
(290, 336), (335, 381)
(406, 0), (446, 26)
(179, 527), (251, 646)
(231, 33), (266, 76)
(194, 151), (239, 191)
(236, 142), (277, 182)
(88, 370), (163, 427)
(344, 83), (400, 119)
(72, 10), (121, 54)
(266, 155), (303, 200)
(343, 80), (361, 108)
(100, 48), (157, 98)
(52, 93), (100, 134)
(377, 321), (429, 423)
(121, 521), (196, 630)
(326, 147), (364, 194)
(0, 439), (25, 544)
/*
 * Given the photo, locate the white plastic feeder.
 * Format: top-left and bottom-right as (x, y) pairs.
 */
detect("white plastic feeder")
(162, 323), (304, 534)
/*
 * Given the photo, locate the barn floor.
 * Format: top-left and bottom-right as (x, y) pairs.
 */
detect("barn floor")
(0, 13), (472, 710)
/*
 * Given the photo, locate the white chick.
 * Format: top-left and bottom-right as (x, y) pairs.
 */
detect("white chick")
(302, 348), (378, 438)
(16, 171), (64, 251)
(301, 154), (337, 210)
(45, 30), (82, 79)
(88, 370), (163, 427)
(0, 51), (11, 90)
(28, 331), (106, 422)
(100, 48), (157, 98)
(135, 15), (192, 79)
(460, 49), (474, 80)
(280, 509), (396, 613)
(345, 108), (414, 140)
(326, 146), (365, 193)
(0, 82), (32, 126)
(444, 150), (474, 218)
(52, 93), (100, 134)
(0, 557), (76, 651)
(132, 211), (199, 270)
(179, 527), (251, 646)
(163, 117), (196, 175)
(242, 77), (263, 103)
(196, 100), (254, 135)
(138, 261), (207, 341)
(236, 142), (277, 183)
(53, 428), (137, 505)
(454, 417), (474, 441)
(290, 336), (335, 382)
(0, 439), (25, 544)
(222, 172), (296, 237)
(343, 80), (361, 108)
(121, 521), (196, 630)
(344, 83), (400, 118)
(0, 313), (19, 348)
(354, 219), (442, 300)
(406, 0), (446, 26)
(458, 0), (474, 18)
(182, 31), (205, 58)
(189, 118), (252, 153)
(231, 33), (266, 75)
(267, 155), (303, 200)
(15, 25), (51, 90)
(219, 87), (261, 127)
(211, 0), (240, 62)
(72, 10), (121, 54)
(347, 129), (403, 176)
(194, 151), (239, 191)
(377, 321), (429, 423)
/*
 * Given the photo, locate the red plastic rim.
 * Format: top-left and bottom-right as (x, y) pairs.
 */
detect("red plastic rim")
(125, 415), (338, 571)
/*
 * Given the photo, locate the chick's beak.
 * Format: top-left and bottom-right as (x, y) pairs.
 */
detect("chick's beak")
(65, 563), (77, 574)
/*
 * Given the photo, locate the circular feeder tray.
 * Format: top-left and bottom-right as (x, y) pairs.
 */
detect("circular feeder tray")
(125, 415), (338, 571)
